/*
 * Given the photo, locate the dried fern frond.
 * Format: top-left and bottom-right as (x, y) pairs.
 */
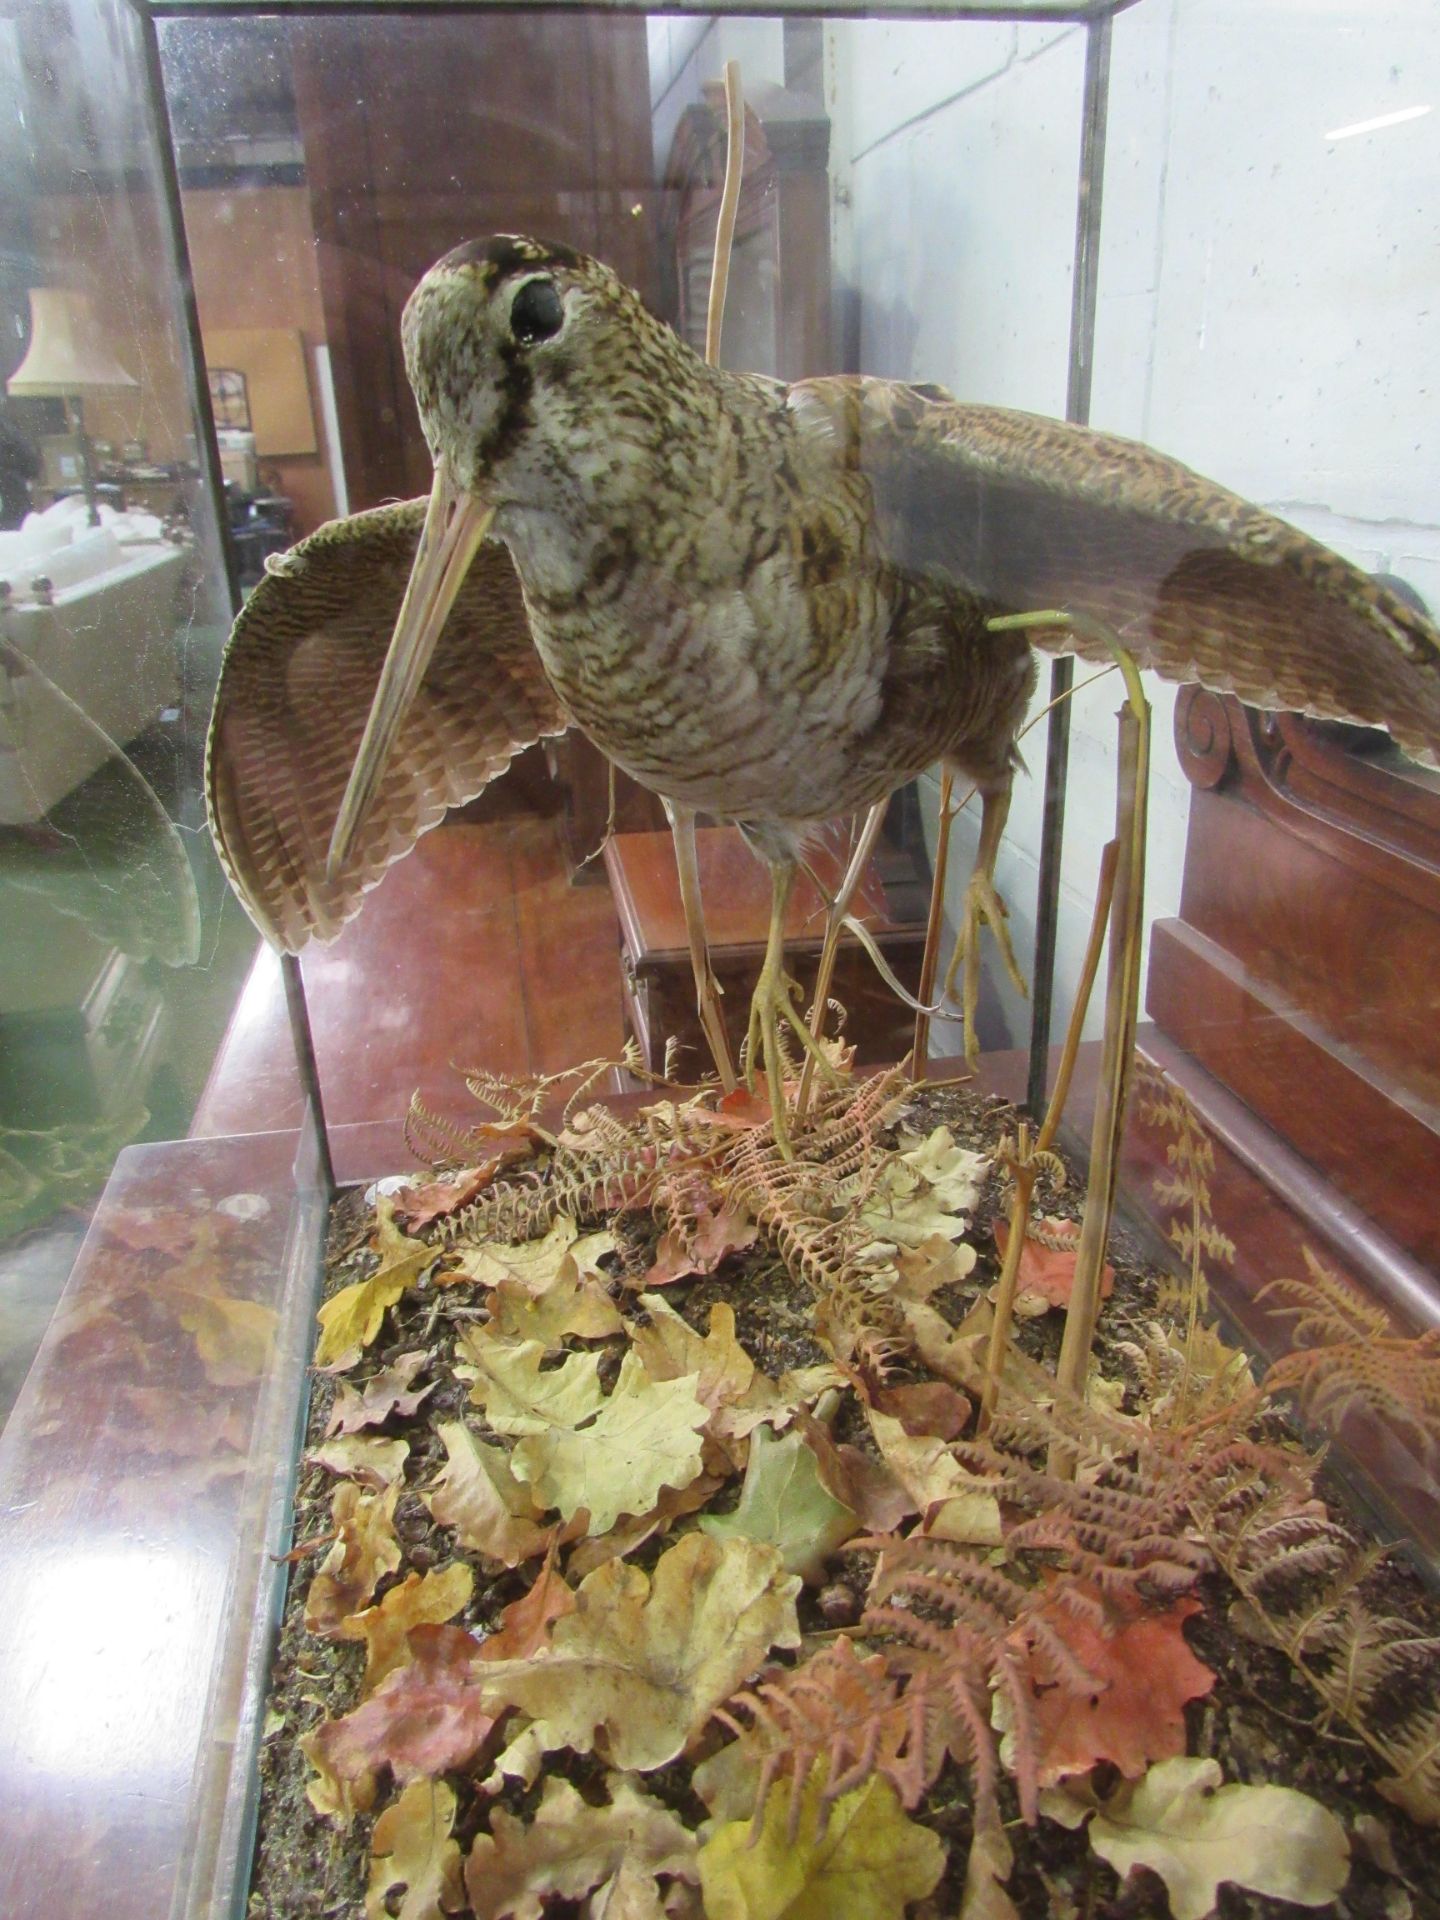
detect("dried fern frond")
(718, 1636), (929, 1838)
(403, 1092), (504, 1170)
(1260, 1247), (1440, 1447)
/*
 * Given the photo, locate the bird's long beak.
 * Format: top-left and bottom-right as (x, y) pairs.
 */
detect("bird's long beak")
(327, 463), (495, 880)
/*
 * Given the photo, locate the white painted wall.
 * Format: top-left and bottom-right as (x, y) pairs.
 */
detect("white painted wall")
(646, 3), (1440, 1062)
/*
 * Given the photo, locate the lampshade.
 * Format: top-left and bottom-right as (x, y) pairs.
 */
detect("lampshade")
(7, 287), (139, 397)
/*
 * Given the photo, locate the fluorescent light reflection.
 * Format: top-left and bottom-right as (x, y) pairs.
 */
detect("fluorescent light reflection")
(1325, 104), (1431, 141)
(6, 1541), (224, 1781)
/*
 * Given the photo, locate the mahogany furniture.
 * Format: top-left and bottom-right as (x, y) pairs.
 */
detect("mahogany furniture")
(603, 824), (928, 1077)
(1147, 689), (1440, 1272)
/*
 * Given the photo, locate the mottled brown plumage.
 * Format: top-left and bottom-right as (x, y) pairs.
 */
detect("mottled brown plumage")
(208, 235), (1440, 1025)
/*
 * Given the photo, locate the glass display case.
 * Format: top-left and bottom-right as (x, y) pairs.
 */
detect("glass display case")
(1, 3), (1436, 1916)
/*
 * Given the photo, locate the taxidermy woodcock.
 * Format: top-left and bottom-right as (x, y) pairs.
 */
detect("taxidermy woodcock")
(207, 234), (1440, 1137)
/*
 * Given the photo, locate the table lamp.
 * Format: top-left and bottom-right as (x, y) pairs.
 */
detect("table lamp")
(7, 287), (139, 527)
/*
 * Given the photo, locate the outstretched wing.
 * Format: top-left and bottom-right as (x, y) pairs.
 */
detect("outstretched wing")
(791, 380), (1440, 768)
(206, 500), (567, 950)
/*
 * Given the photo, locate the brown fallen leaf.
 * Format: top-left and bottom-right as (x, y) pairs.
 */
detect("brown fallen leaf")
(307, 1433), (411, 1489)
(327, 1351), (434, 1435)
(392, 1139), (534, 1231)
(308, 1624), (495, 1805)
(464, 1774), (698, 1920)
(483, 1533), (802, 1780)
(643, 1198), (757, 1286)
(629, 1294), (755, 1414)
(1016, 1583), (1215, 1785)
(993, 1215), (1115, 1312)
(365, 1777), (464, 1920)
(308, 1557), (576, 1804)
(871, 1378), (971, 1439)
(424, 1419), (574, 1570)
(793, 1411), (911, 1534)
(864, 1406), (1001, 1544)
(340, 1560), (475, 1693)
(304, 1481), (402, 1636)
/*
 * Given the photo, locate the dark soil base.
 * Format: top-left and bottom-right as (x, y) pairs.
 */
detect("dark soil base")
(247, 1082), (1440, 1920)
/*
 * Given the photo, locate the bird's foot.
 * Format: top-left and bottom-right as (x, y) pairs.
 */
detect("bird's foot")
(942, 871), (1029, 1067)
(744, 964), (837, 1158)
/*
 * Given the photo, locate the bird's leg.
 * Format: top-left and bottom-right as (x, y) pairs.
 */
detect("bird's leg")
(794, 802), (889, 1120)
(743, 855), (836, 1156)
(941, 774), (1027, 1067)
(664, 800), (737, 1091)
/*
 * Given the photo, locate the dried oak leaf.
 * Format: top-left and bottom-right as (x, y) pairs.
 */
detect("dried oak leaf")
(697, 1768), (945, 1920)
(310, 1623), (497, 1801)
(327, 1350), (434, 1435)
(304, 1481), (402, 1636)
(566, 1474), (727, 1582)
(464, 1774), (698, 1920)
(1051, 1757), (1349, 1920)
(458, 1330), (606, 1431)
(1017, 1585), (1215, 1786)
(424, 1419), (572, 1570)
(793, 1410), (912, 1534)
(316, 1200), (433, 1369)
(507, 1350), (710, 1535)
(307, 1432), (411, 1488)
(482, 1532), (801, 1779)
(629, 1294), (755, 1414)
(312, 1557), (576, 1800)
(644, 1199), (757, 1286)
(365, 1777), (464, 1920)
(864, 1406), (1001, 1544)
(993, 1216), (1114, 1312)
(487, 1263), (623, 1347)
(447, 1216), (580, 1291)
(340, 1559), (475, 1693)
(699, 1423), (859, 1582)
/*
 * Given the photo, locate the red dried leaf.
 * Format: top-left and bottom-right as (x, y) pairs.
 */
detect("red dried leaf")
(482, 1544), (577, 1661)
(311, 1622), (498, 1787)
(871, 1380), (971, 1440)
(644, 1200), (758, 1287)
(392, 1138), (534, 1230)
(1017, 1582), (1215, 1785)
(326, 1350), (434, 1436)
(993, 1216), (1114, 1311)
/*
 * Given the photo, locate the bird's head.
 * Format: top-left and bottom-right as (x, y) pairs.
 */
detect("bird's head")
(328, 234), (677, 877)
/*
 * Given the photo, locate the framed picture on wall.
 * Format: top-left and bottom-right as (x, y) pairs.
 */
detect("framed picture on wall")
(207, 367), (251, 432)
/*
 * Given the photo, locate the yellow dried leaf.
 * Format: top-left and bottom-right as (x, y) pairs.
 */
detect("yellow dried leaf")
(340, 1560), (474, 1693)
(1076, 1757), (1350, 1920)
(487, 1266), (623, 1346)
(698, 1769), (945, 1920)
(865, 1407), (1001, 1543)
(316, 1200), (432, 1368)
(449, 1216), (578, 1290)
(304, 1481), (401, 1636)
(511, 1350), (708, 1533)
(464, 1774), (696, 1920)
(630, 1294), (755, 1411)
(424, 1420), (560, 1570)
(365, 1777), (463, 1920)
(307, 1433), (411, 1488)
(458, 1332), (606, 1433)
(482, 1532), (801, 1776)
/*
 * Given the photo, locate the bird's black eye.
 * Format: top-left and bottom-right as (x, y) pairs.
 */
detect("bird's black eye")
(509, 278), (565, 346)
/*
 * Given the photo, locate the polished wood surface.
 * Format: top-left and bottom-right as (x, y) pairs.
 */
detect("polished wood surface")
(193, 814), (625, 1142)
(1148, 689), (1440, 1268)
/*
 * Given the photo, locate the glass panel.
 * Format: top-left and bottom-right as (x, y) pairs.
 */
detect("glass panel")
(0, 0), (296, 1432)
